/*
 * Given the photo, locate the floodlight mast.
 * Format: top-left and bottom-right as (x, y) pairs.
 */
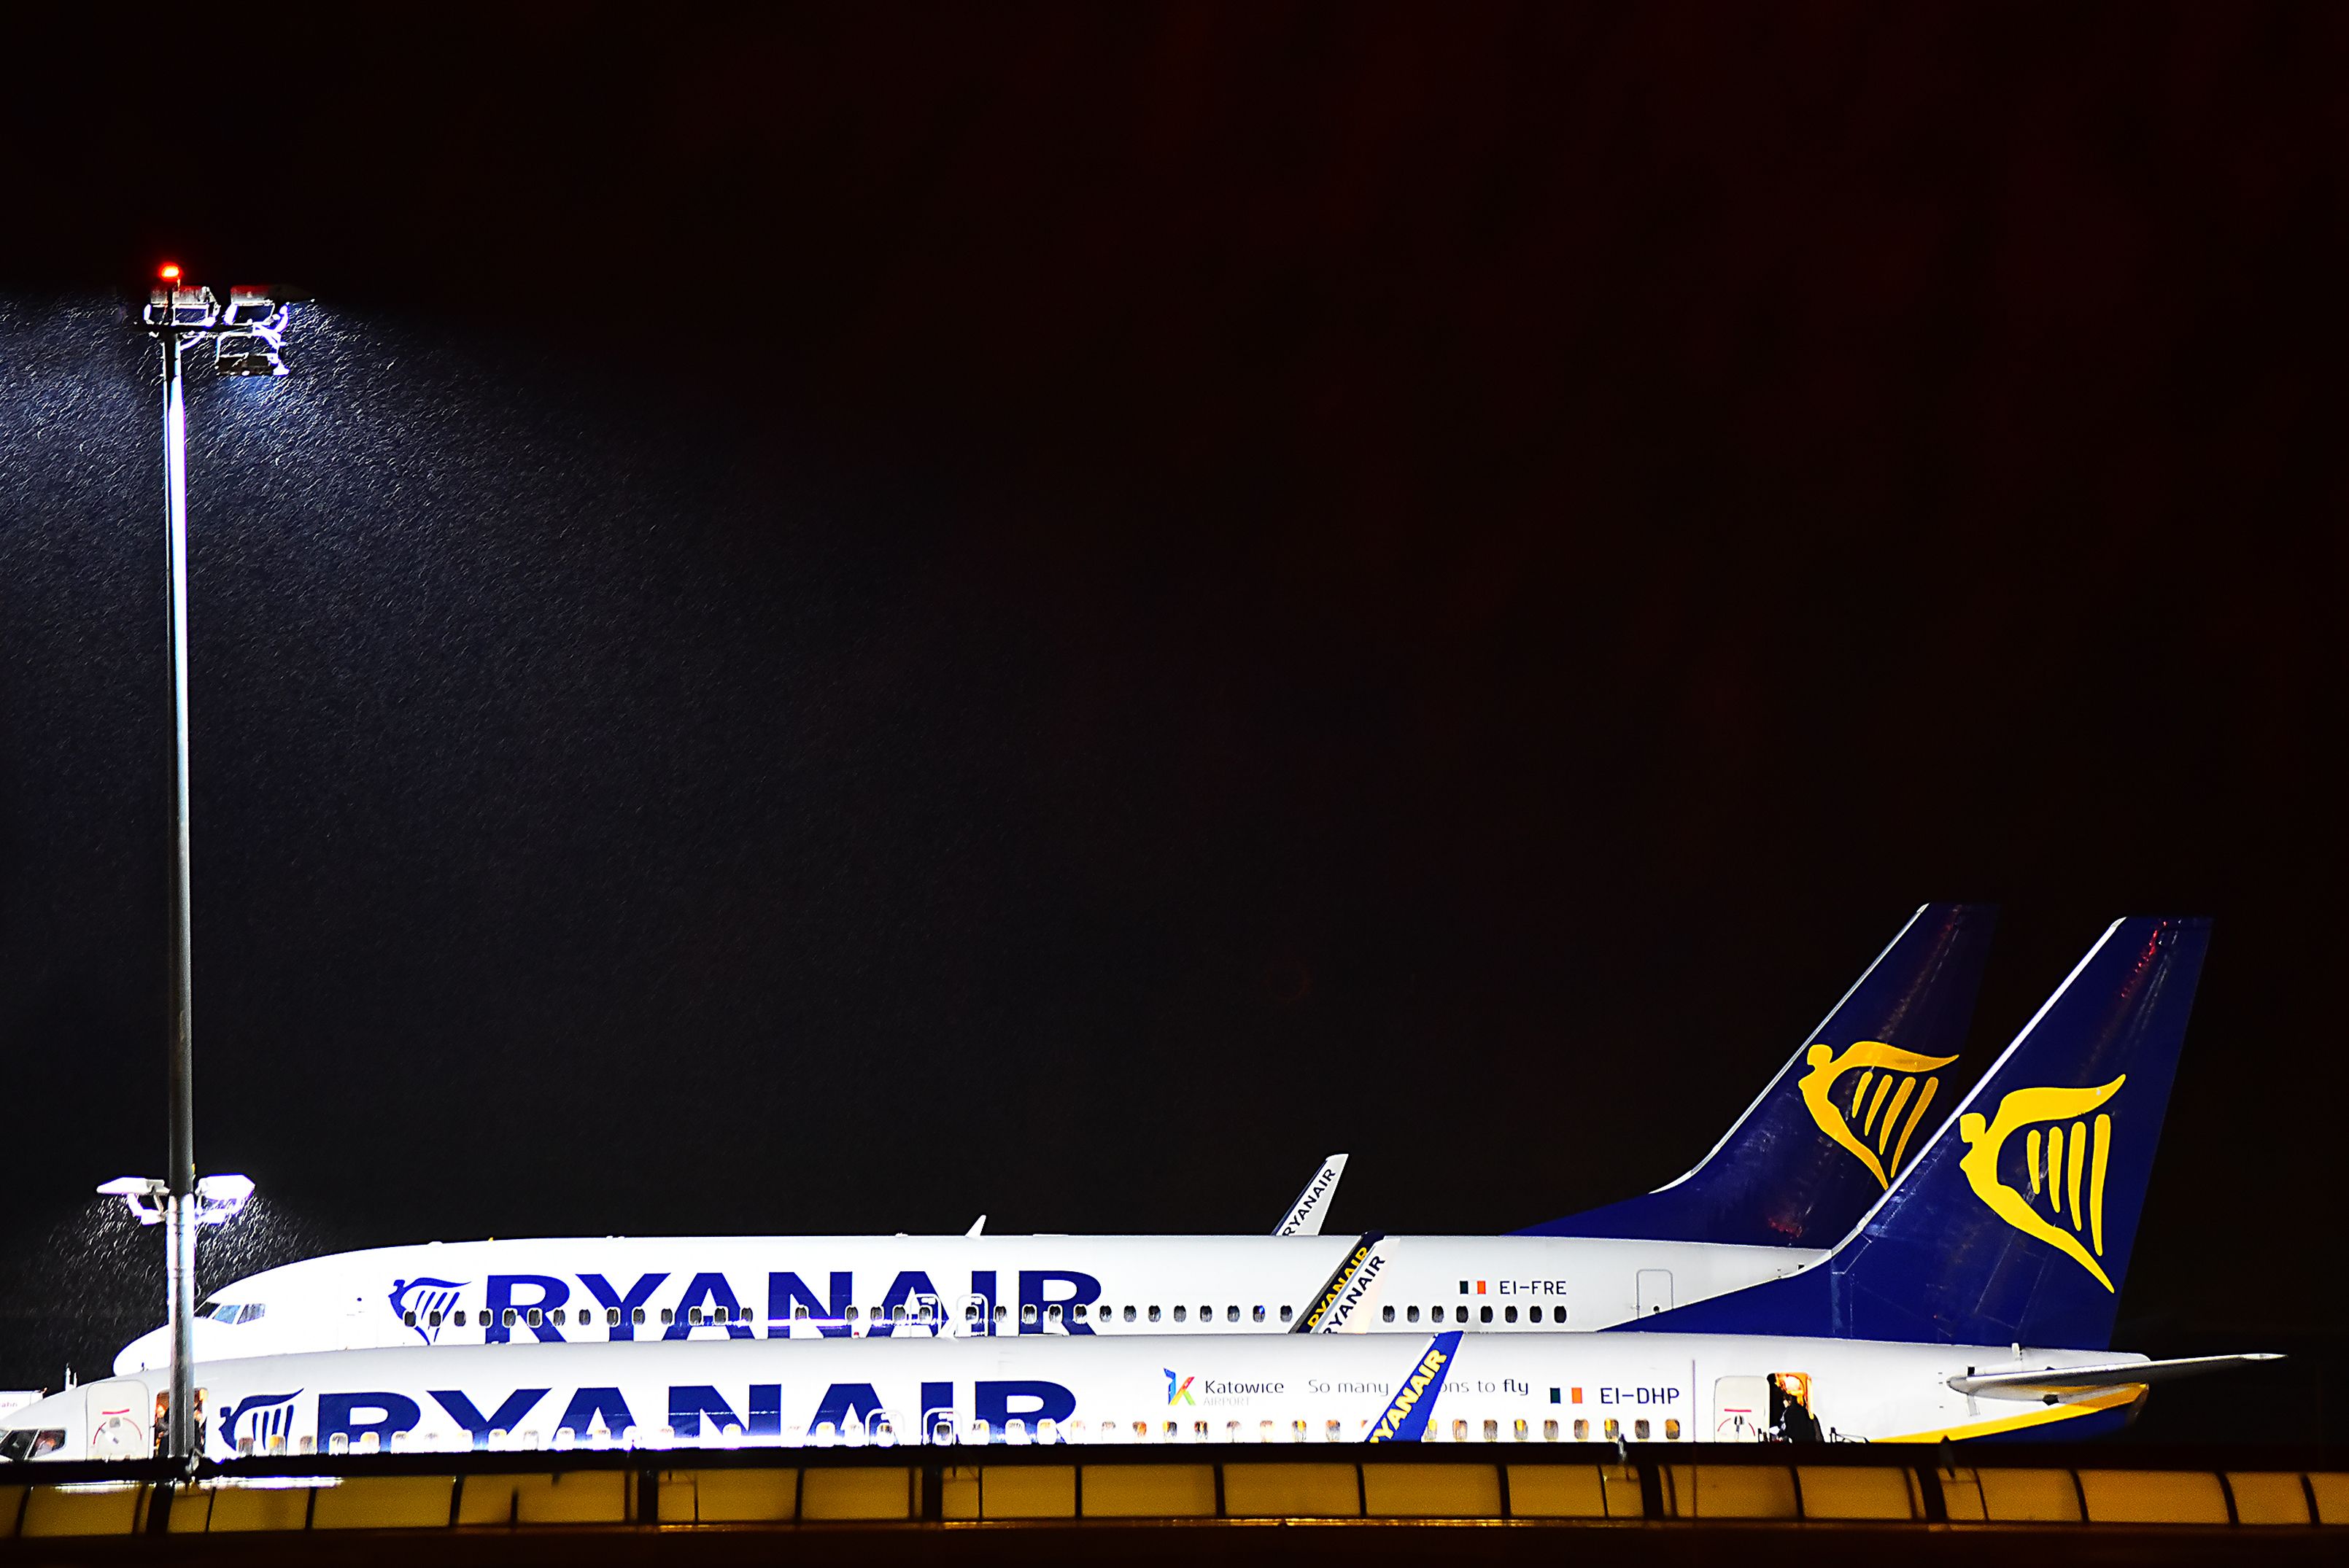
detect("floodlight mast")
(136, 265), (288, 1467)
(152, 267), (204, 1470)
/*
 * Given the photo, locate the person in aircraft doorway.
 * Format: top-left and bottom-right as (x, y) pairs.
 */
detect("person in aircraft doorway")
(1768, 1373), (1823, 1443)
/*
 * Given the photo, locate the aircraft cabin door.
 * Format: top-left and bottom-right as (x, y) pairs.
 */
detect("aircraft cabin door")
(82, 1378), (152, 1460)
(1713, 1376), (1769, 1442)
(1635, 1269), (1673, 1317)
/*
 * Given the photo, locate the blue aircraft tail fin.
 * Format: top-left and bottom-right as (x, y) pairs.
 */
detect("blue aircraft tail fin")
(1520, 903), (1996, 1246)
(1630, 917), (2210, 1348)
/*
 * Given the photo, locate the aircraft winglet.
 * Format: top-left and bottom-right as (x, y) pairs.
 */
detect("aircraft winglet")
(1274, 1154), (1349, 1236)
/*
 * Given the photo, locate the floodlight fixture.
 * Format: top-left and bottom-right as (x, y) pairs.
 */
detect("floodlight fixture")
(195, 1173), (255, 1224)
(98, 1173), (254, 1227)
(214, 287), (290, 376)
(96, 1176), (169, 1226)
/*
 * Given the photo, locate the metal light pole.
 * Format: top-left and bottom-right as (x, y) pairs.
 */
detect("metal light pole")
(137, 265), (289, 1464)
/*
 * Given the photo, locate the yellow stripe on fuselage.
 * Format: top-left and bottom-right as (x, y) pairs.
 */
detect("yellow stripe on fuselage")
(1877, 1385), (2142, 1444)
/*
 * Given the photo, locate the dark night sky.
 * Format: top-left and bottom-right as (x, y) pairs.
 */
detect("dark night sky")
(2, 4), (2343, 1418)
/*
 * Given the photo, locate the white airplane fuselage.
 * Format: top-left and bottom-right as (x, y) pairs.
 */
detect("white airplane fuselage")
(115, 1233), (1824, 1373)
(31, 1329), (2143, 1463)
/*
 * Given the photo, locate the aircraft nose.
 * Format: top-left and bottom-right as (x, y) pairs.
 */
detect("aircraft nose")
(112, 1325), (169, 1375)
(112, 1318), (233, 1375)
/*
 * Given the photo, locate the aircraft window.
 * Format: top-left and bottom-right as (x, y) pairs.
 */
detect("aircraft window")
(1046, 1304), (1061, 1323)
(994, 1305), (1007, 1322)
(1664, 1419), (1682, 1440)
(689, 1307), (705, 1326)
(453, 1311), (466, 1327)
(842, 1306), (856, 1322)
(1226, 1305), (1239, 1322)
(1483, 1420), (1499, 1441)
(502, 1308), (518, 1327)
(1528, 1305), (1542, 1323)
(900, 1305), (914, 1322)
(403, 1310), (417, 1326)
(526, 1308), (543, 1327)
(428, 1310), (443, 1327)
(1172, 1306), (1185, 1323)
(1278, 1305), (1293, 1323)
(660, 1308), (674, 1325)
(965, 1303), (980, 1321)
(1149, 1305), (1161, 1322)
(1072, 1304), (1086, 1321)
(1458, 1306), (1471, 1324)
(1544, 1420), (1559, 1441)
(1479, 1306), (1493, 1324)
(1124, 1306), (1137, 1323)
(607, 1308), (620, 1327)
(1406, 1305), (1419, 1324)
(1382, 1306), (1395, 1322)
(1574, 1419), (1588, 1440)
(1504, 1305), (1517, 1324)
(632, 1307), (646, 1324)
(1022, 1304), (1039, 1325)
(1252, 1305), (1265, 1323)
(551, 1309), (565, 1326)
(1633, 1419), (1650, 1440)
(1514, 1418), (1528, 1440)
(1451, 1419), (1468, 1441)
(795, 1305), (810, 1319)
(1603, 1419), (1620, 1441)
(1199, 1306), (1210, 1322)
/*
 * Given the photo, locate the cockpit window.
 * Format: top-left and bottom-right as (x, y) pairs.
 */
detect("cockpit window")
(199, 1302), (265, 1324)
(0, 1428), (63, 1461)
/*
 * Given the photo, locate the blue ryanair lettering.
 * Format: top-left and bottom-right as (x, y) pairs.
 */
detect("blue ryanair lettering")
(668, 1386), (745, 1437)
(578, 1272), (668, 1340)
(558, 1387), (635, 1437)
(808, 1383), (886, 1436)
(975, 1380), (1075, 1436)
(769, 1271), (854, 1338)
(1018, 1270), (1101, 1335)
(318, 1392), (421, 1450)
(920, 1381), (954, 1435)
(867, 1270), (942, 1338)
(665, 1273), (754, 1340)
(484, 1276), (570, 1344)
(430, 1389), (549, 1449)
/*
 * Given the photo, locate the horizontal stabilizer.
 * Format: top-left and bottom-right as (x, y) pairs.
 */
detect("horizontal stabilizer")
(1950, 1354), (2283, 1400)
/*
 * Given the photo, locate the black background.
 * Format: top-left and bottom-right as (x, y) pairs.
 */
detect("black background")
(1, 4), (2341, 1436)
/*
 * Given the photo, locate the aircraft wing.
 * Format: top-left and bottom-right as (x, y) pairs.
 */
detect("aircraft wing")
(1949, 1353), (2283, 1400)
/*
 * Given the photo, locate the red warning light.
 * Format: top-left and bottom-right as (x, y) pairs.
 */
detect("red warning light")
(158, 263), (182, 281)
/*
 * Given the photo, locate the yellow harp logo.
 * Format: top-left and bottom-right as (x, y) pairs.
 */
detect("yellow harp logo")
(1797, 1041), (1957, 1188)
(1957, 1076), (2124, 1292)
